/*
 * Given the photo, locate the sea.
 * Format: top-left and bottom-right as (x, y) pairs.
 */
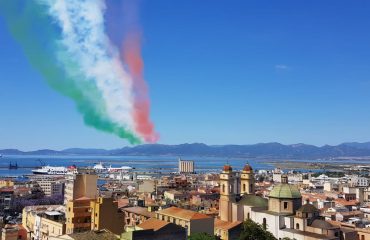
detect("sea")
(0, 155), (368, 178)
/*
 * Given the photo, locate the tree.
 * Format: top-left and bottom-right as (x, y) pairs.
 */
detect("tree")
(239, 219), (276, 240)
(189, 232), (219, 240)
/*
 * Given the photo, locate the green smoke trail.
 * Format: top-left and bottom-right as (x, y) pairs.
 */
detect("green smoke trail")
(0, 1), (141, 144)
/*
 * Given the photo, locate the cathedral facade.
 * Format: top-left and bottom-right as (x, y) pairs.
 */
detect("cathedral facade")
(218, 164), (341, 240)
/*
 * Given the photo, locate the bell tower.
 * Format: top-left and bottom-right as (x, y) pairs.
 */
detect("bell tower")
(219, 164), (238, 222)
(241, 164), (255, 195)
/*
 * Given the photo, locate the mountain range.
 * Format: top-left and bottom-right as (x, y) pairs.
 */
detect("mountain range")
(2, 142), (370, 159)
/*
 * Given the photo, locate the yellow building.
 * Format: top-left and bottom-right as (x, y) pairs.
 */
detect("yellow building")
(90, 197), (124, 235)
(22, 205), (66, 240)
(155, 206), (214, 236)
(66, 197), (92, 234)
(0, 179), (14, 188)
(64, 174), (97, 204)
(66, 197), (124, 235)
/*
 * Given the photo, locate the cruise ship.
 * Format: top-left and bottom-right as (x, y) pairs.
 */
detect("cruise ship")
(32, 166), (69, 175)
(93, 162), (132, 173)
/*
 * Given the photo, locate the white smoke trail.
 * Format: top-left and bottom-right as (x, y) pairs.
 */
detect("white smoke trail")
(38, 0), (137, 135)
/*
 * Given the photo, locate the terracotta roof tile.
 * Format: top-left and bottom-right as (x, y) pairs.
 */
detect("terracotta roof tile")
(137, 218), (170, 231)
(214, 219), (242, 230)
(157, 207), (211, 220)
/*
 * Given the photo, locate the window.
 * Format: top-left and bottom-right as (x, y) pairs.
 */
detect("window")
(296, 223), (299, 229)
(262, 218), (267, 230)
(243, 184), (246, 192)
(283, 202), (288, 209)
(222, 184), (225, 193)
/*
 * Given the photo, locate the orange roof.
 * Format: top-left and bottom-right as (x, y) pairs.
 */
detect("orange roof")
(117, 198), (130, 208)
(123, 207), (155, 218)
(223, 165), (232, 172)
(137, 218), (170, 231)
(334, 198), (358, 206)
(242, 164), (253, 172)
(337, 210), (363, 216)
(157, 207), (211, 220)
(215, 219), (242, 230)
(74, 196), (93, 201)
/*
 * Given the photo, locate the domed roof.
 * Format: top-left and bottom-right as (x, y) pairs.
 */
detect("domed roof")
(238, 194), (268, 208)
(223, 165), (232, 172)
(242, 164), (253, 172)
(298, 203), (319, 213)
(269, 183), (301, 199)
(310, 219), (336, 230)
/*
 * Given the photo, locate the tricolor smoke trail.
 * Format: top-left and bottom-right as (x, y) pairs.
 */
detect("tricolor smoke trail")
(0, 0), (158, 144)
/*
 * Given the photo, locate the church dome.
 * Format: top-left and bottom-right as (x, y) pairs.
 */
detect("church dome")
(223, 165), (232, 172)
(297, 203), (319, 213)
(269, 183), (301, 199)
(238, 194), (268, 208)
(242, 164), (253, 172)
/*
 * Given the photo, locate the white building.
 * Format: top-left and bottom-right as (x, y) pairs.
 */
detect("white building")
(178, 158), (195, 174)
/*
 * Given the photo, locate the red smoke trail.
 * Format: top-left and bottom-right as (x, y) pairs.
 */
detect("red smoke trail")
(123, 31), (159, 143)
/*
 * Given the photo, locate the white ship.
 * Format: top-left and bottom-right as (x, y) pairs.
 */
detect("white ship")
(32, 166), (68, 175)
(93, 162), (132, 173)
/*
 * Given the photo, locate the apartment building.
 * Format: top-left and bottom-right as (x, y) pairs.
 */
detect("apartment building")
(156, 206), (214, 236)
(64, 174), (97, 204)
(22, 205), (66, 240)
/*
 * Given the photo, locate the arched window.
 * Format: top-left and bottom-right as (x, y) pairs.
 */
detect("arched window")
(243, 184), (246, 192)
(222, 184), (225, 193)
(296, 223), (299, 229)
(263, 218), (267, 230)
(247, 212), (250, 219)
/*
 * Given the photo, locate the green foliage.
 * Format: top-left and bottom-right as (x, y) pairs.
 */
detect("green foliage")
(189, 232), (219, 240)
(239, 219), (277, 240)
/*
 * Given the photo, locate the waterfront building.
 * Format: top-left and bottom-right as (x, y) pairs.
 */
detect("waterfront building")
(178, 159), (195, 174)
(0, 179), (14, 188)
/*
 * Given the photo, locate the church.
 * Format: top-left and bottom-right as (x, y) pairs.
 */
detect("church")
(218, 164), (341, 240)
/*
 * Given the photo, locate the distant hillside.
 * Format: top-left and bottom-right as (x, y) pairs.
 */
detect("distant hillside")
(2, 142), (370, 159)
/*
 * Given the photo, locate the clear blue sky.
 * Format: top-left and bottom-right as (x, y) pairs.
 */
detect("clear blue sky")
(1, 0), (370, 150)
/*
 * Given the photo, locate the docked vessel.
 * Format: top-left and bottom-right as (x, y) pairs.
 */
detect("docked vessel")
(32, 166), (68, 175)
(93, 162), (132, 173)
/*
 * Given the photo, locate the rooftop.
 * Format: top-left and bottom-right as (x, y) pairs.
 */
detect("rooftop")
(122, 207), (155, 218)
(297, 203), (319, 213)
(238, 194), (268, 208)
(214, 219), (242, 230)
(157, 207), (211, 220)
(269, 183), (301, 199)
(311, 219), (338, 230)
(137, 218), (171, 231)
(68, 230), (117, 240)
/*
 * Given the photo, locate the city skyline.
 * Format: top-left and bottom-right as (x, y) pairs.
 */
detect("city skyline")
(2, 0), (370, 150)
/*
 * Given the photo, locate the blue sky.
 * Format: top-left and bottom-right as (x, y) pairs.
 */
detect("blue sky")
(1, 0), (370, 150)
